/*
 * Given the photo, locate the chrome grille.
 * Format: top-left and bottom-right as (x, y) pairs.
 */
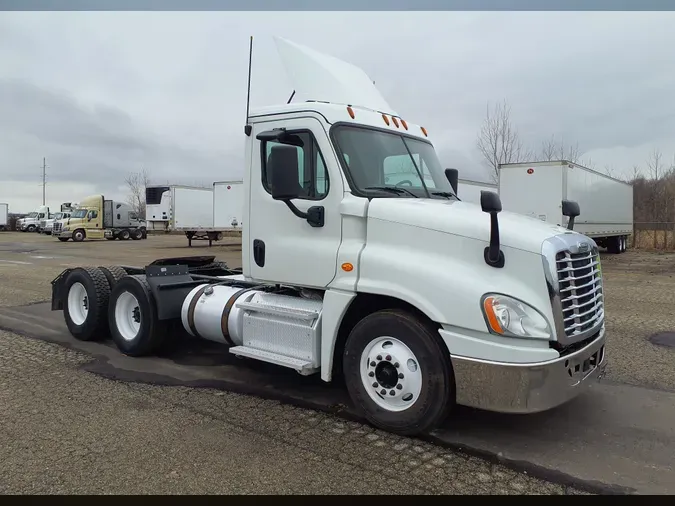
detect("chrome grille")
(556, 247), (604, 338)
(53, 222), (63, 233)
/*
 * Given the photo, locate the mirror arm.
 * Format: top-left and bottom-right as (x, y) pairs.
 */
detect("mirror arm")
(282, 200), (325, 228)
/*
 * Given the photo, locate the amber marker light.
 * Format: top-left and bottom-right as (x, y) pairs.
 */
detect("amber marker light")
(341, 263), (354, 272)
(382, 114), (390, 126)
(420, 126), (428, 137)
(347, 106), (355, 119)
(482, 296), (504, 334)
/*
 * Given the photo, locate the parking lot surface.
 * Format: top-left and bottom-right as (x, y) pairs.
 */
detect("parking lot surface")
(1, 231), (674, 494)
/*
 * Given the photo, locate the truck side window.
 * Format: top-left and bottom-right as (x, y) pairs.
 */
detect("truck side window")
(89, 210), (98, 219)
(129, 212), (138, 221)
(261, 130), (329, 200)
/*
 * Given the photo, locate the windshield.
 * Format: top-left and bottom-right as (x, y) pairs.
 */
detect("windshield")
(26, 212), (37, 218)
(53, 213), (63, 220)
(331, 125), (456, 199)
(71, 209), (87, 218)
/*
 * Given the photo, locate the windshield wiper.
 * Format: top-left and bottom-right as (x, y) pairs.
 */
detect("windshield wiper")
(365, 186), (419, 198)
(430, 191), (459, 200)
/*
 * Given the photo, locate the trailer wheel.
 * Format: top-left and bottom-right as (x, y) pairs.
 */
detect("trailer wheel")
(108, 275), (168, 356)
(58, 238), (69, 242)
(118, 229), (131, 241)
(342, 309), (454, 436)
(72, 229), (85, 242)
(131, 228), (143, 240)
(99, 265), (128, 290)
(62, 267), (111, 341)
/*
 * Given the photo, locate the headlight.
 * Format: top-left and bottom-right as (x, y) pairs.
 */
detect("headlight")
(481, 294), (551, 340)
(62, 226), (70, 232)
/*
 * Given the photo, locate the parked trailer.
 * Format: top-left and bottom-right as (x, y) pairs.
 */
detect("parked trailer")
(499, 160), (633, 253)
(456, 178), (498, 205)
(213, 180), (244, 230)
(0, 203), (7, 231)
(146, 183), (243, 246)
(49, 36), (606, 437)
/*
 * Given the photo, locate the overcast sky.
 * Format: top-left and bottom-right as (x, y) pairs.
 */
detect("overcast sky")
(1, 11), (674, 213)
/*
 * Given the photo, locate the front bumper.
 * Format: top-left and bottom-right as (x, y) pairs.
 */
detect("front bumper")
(56, 230), (71, 238)
(450, 327), (606, 413)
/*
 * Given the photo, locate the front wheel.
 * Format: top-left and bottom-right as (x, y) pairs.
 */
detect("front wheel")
(58, 237), (69, 242)
(26, 225), (36, 233)
(72, 229), (85, 242)
(343, 309), (454, 436)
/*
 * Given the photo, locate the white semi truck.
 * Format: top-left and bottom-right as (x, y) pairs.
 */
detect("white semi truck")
(146, 182), (244, 246)
(49, 37), (606, 436)
(499, 161), (633, 254)
(16, 205), (50, 232)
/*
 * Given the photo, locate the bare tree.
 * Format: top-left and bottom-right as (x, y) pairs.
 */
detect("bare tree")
(125, 168), (150, 219)
(540, 134), (580, 163)
(647, 147), (664, 180)
(476, 99), (532, 183)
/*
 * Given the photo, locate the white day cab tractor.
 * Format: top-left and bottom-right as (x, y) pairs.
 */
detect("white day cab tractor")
(17, 205), (50, 232)
(49, 37), (606, 436)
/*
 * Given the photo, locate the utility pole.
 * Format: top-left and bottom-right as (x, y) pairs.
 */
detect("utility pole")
(42, 157), (46, 206)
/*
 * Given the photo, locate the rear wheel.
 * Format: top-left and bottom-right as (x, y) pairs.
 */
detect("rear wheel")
(343, 309), (454, 436)
(99, 265), (127, 290)
(62, 267), (111, 341)
(118, 229), (131, 241)
(131, 228), (143, 240)
(108, 275), (168, 356)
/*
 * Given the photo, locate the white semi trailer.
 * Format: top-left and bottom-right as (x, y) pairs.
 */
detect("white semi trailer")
(49, 37), (606, 436)
(146, 183), (243, 246)
(456, 178), (498, 205)
(0, 203), (8, 231)
(499, 161), (633, 253)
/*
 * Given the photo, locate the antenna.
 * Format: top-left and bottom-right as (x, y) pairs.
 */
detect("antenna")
(244, 36), (253, 136)
(286, 90), (296, 104)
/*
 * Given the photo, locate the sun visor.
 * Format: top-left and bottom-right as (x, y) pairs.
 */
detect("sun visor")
(273, 36), (397, 116)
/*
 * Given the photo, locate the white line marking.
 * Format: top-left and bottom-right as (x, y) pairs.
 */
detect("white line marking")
(0, 259), (33, 265)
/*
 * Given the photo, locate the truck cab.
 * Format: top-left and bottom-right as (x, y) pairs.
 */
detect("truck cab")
(53, 195), (146, 242)
(51, 37), (606, 436)
(17, 205), (49, 232)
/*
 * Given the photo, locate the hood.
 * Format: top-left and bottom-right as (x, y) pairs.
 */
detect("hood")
(367, 198), (578, 254)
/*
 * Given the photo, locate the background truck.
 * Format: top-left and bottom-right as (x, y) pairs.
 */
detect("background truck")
(146, 183), (243, 246)
(0, 203), (7, 231)
(49, 36), (606, 438)
(456, 178), (499, 205)
(53, 195), (146, 242)
(16, 205), (50, 232)
(499, 160), (633, 253)
(39, 202), (79, 235)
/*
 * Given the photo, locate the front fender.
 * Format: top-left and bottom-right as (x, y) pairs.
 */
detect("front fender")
(356, 219), (555, 344)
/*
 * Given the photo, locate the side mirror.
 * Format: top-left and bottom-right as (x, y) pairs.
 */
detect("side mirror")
(480, 190), (502, 214)
(562, 200), (580, 230)
(87, 215), (92, 221)
(480, 191), (505, 268)
(445, 168), (459, 195)
(269, 144), (301, 201)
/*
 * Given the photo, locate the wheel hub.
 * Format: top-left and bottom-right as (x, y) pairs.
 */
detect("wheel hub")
(132, 306), (141, 324)
(361, 338), (422, 410)
(82, 296), (88, 311)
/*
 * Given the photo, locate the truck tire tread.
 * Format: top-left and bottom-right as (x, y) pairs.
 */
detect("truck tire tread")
(99, 265), (128, 289)
(108, 275), (168, 357)
(343, 308), (454, 436)
(63, 267), (111, 341)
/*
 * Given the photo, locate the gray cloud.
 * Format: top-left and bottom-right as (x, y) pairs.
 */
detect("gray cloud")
(1, 11), (675, 212)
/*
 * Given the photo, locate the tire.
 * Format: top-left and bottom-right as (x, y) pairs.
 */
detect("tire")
(99, 265), (127, 290)
(131, 228), (143, 240)
(62, 267), (111, 341)
(58, 238), (69, 242)
(108, 275), (168, 356)
(608, 236), (621, 254)
(72, 229), (85, 242)
(27, 225), (36, 233)
(342, 309), (454, 436)
(118, 229), (131, 241)
(105, 236), (116, 241)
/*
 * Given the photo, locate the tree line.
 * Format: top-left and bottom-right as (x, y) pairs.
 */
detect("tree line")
(476, 99), (675, 225)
